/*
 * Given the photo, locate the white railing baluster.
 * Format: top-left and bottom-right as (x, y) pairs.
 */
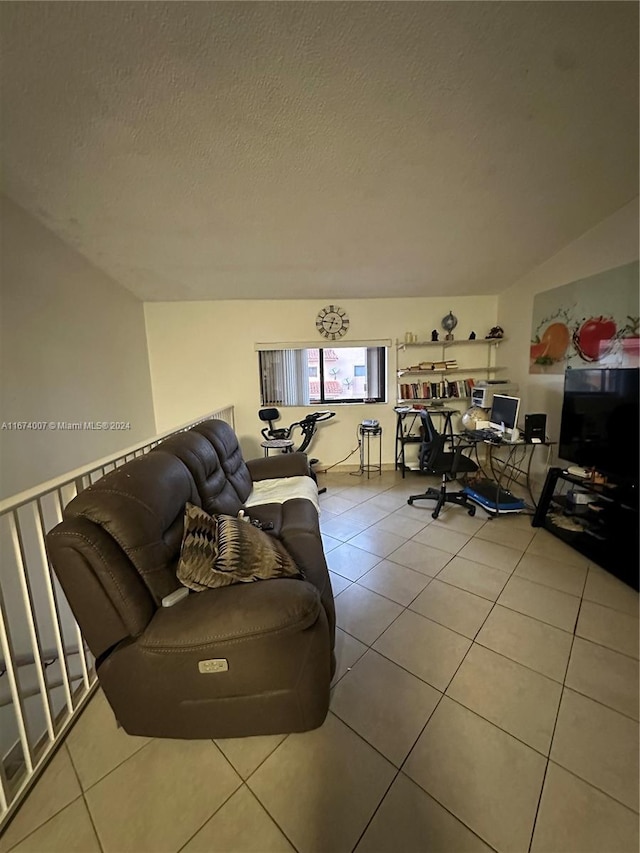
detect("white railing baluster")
(10, 512), (55, 742)
(51, 490), (63, 525)
(0, 757), (9, 816)
(74, 626), (90, 692)
(34, 500), (74, 715)
(0, 586), (33, 774)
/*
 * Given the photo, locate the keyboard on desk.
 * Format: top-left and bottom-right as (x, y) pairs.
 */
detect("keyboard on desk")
(466, 428), (503, 442)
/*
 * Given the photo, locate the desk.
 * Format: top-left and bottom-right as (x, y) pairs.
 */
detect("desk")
(394, 407), (456, 477)
(464, 435), (553, 517)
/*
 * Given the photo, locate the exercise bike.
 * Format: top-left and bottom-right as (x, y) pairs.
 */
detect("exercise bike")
(258, 408), (336, 493)
(258, 408), (336, 452)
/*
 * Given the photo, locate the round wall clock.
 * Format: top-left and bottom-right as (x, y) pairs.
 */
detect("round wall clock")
(316, 305), (349, 340)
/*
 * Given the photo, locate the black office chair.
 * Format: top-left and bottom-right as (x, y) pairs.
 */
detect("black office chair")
(407, 410), (479, 519)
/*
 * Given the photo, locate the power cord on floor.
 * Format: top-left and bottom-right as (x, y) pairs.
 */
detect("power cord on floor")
(314, 422), (376, 476)
(316, 444), (360, 474)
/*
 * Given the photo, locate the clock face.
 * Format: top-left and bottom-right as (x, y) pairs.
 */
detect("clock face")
(316, 305), (349, 340)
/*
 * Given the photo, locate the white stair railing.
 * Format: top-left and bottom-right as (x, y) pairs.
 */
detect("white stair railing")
(0, 406), (234, 830)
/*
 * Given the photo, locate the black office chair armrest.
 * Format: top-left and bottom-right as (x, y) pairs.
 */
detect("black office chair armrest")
(449, 437), (479, 477)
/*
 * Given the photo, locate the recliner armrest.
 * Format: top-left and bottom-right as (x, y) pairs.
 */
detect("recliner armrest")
(246, 452), (310, 482)
(139, 578), (321, 649)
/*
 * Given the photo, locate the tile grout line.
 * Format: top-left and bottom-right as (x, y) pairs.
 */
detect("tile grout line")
(547, 572), (640, 815)
(339, 526), (575, 851)
(329, 653), (498, 853)
(175, 740), (298, 853)
(526, 562), (591, 853)
(0, 721), (114, 853)
(64, 743), (105, 853)
(470, 637), (569, 686)
(174, 780), (241, 853)
(386, 592), (503, 850)
(337, 522), (639, 834)
(0, 793), (89, 853)
(340, 481), (637, 836)
(321, 488), (635, 845)
(347, 766), (403, 852)
(558, 682), (640, 723)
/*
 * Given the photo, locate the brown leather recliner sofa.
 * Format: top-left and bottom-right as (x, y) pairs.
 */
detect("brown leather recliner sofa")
(46, 419), (335, 739)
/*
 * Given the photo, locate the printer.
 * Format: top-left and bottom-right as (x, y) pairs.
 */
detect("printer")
(471, 381), (519, 409)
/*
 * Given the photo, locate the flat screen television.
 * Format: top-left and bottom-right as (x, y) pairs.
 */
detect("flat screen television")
(558, 367), (639, 484)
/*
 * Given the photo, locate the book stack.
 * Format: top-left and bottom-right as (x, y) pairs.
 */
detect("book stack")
(409, 359), (458, 371)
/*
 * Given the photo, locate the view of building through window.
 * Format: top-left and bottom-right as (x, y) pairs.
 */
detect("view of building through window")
(307, 348), (368, 401)
(258, 346), (386, 405)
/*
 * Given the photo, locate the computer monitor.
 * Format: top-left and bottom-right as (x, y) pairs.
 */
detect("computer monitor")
(489, 394), (520, 435)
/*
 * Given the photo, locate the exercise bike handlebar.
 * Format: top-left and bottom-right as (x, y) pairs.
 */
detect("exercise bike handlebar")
(293, 411), (335, 453)
(261, 410), (336, 453)
(297, 410), (335, 425)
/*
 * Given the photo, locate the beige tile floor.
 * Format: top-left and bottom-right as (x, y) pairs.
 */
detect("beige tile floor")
(1, 470), (639, 853)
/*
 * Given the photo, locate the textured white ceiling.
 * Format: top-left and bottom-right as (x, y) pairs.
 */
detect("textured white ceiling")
(1, 1), (638, 301)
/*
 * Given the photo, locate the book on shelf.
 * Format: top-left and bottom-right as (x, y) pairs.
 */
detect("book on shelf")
(399, 378), (476, 400)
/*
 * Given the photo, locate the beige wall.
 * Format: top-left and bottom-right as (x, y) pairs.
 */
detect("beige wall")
(496, 198), (639, 479)
(145, 296), (498, 466)
(146, 200), (638, 478)
(4, 191), (632, 494)
(0, 196), (156, 498)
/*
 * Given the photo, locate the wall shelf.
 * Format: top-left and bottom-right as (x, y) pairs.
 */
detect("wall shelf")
(397, 338), (506, 351)
(397, 396), (471, 403)
(396, 338), (507, 411)
(398, 366), (508, 377)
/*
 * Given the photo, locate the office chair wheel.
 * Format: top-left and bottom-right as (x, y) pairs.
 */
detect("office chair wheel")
(467, 506), (476, 516)
(407, 498), (414, 505)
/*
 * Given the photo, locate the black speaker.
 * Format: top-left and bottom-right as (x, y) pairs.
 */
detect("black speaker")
(524, 413), (547, 443)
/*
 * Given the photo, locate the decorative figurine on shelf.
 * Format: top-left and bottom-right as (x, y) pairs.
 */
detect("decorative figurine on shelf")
(431, 329), (439, 342)
(441, 311), (458, 341)
(485, 326), (505, 340)
(469, 331), (476, 340)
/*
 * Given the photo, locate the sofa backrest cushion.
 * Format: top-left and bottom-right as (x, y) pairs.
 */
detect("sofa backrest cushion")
(62, 451), (200, 604)
(192, 420), (253, 503)
(155, 430), (243, 517)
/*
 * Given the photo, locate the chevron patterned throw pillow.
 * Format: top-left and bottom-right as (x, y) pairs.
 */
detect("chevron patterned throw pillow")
(176, 503), (301, 591)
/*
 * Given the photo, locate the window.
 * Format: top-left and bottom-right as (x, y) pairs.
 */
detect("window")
(259, 346), (387, 405)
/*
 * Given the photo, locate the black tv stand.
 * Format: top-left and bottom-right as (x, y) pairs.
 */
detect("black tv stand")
(533, 468), (639, 590)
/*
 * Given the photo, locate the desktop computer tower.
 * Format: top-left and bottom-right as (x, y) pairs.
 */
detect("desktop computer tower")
(524, 413), (547, 443)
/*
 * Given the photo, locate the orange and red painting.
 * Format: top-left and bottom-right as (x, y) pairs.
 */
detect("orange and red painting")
(529, 262), (639, 374)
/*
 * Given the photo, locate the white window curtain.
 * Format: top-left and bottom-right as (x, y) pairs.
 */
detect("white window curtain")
(366, 347), (380, 398)
(260, 349), (310, 405)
